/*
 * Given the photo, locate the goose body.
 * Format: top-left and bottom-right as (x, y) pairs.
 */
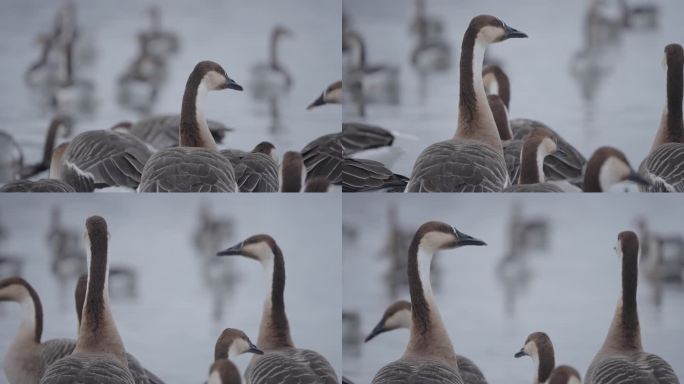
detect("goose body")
(371, 221), (487, 384)
(406, 15), (527, 192)
(584, 231), (679, 384)
(0, 179), (74, 192)
(221, 142), (279, 192)
(302, 132), (343, 184)
(138, 61), (243, 192)
(639, 44), (684, 192)
(217, 235), (338, 383)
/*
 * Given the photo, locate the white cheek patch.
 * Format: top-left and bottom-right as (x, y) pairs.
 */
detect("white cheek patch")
(420, 231), (455, 252)
(228, 338), (250, 358)
(541, 137), (557, 155)
(207, 370), (222, 384)
(477, 26), (504, 44)
(326, 87), (342, 103)
(523, 341), (538, 357)
(482, 72), (499, 95)
(203, 71), (226, 90)
(599, 157), (631, 191)
(568, 377), (582, 384)
(385, 309), (412, 330)
(243, 242), (274, 261)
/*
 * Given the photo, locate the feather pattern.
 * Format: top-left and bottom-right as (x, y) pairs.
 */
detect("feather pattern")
(39, 353), (135, 384)
(221, 150), (278, 192)
(585, 353), (679, 384)
(638, 143), (684, 192)
(245, 349), (338, 384)
(343, 158), (408, 192)
(372, 358), (464, 384)
(129, 115), (232, 149)
(0, 179), (75, 192)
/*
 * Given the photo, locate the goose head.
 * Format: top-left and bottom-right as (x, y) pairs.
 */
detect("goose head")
(364, 300), (412, 342)
(615, 231), (639, 261)
(215, 328), (263, 360)
(515, 331), (555, 384)
(307, 81), (342, 110)
(0, 277), (34, 303)
(207, 359), (242, 384)
(252, 141), (277, 162)
(584, 147), (649, 191)
(468, 15), (527, 45)
(549, 366), (582, 384)
(217, 234), (278, 263)
(415, 221), (486, 253)
(273, 25), (293, 40)
(662, 43), (683, 71)
(194, 61), (243, 92)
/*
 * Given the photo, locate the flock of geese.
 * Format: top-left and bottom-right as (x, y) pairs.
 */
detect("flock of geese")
(351, 221), (679, 384)
(0, 215), (338, 383)
(342, 14), (684, 193)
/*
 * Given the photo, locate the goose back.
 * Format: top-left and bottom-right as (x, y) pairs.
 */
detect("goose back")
(246, 349), (338, 384)
(0, 179), (75, 192)
(638, 143), (684, 192)
(585, 352), (678, 384)
(39, 353), (134, 384)
(302, 133), (343, 184)
(221, 150), (278, 192)
(371, 358), (463, 384)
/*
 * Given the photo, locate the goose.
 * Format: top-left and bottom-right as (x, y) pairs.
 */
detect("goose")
(406, 15), (527, 192)
(371, 221), (487, 384)
(138, 61), (242, 192)
(409, 0), (445, 44)
(584, 231), (679, 384)
(40, 216), (133, 384)
(410, 0), (451, 74)
(504, 128), (564, 192)
(51, 38), (96, 117)
(25, 33), (61, 89)
(138, 6), (179, 59)
(583, 146), (649, 192)
(343, 158), (408, 192)
(364, 300), (487, 384)
(0, 179), (74, 192)
(123, 115), (232, 150)
(307, 81), (342, 109)
(514, 332), (582, 384)
(482, 65), (587, 182)
(209, 328), (263, 384)
(216, 235), (339, 383)
(342, 123), (395, 156)
(56, 127), (153, 192)
(117, 35), (167, 114)
(638, 43), (684, 192)
(221, 142), (278, 192)
(249, 26), (293, 100)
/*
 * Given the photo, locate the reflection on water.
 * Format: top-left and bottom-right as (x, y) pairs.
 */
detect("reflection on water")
(0, 195), (341, 382)
(342, 0), (684, 180)
(342, 194), (684, 383)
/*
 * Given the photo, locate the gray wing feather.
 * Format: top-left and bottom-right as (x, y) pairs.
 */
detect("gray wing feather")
(343, 158), (408, 192)
(40, 339), (77, 368)
(0, 179), (75, 192)
(139, 148), (237, 192)
(585, 353), (679, 384)
(372, 359), (463, 384)
(40, 353), (135, 384)
(302, 133), (344, 184)
(456, 355), (487, 384)
(126, 353), (165, 384)
(342, 123), (394, 155)
(639, 143), (684, 192)
(504, 183), (564, 192)
(220, 150), (278, 192)
(246, 349), (338, 384)
(406, 140), (508, 192)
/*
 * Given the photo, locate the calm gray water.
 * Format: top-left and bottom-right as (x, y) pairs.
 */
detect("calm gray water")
(0, 195), (341, 382)
(343, 194), (684, 382)
(343, 0), (684, 179)
(0, 0), (340, 174)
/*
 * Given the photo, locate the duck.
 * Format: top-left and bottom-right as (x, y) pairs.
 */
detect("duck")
(307, 81), (342, 109)
(371, 221), (487, 383)
(514, 332), (582, 384)
(216, 234), (339, 383)
(406, 15), (527, 192)
(638, 44), (684, 192)
(249, 26), (293, 100)
(364, 300), (487, 384)
(138, 61), (242, 192)
(584, 231), (679, 384)
(207, 328), (263, 384)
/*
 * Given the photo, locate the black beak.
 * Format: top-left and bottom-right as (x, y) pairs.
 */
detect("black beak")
(454, 229), (487, 247)
(247, 341), (264, 355)
(224, 78), (243, 91)
(514, 349), (527, 358)
(504, 24), (528, 39)
(364, 321), (387, 343)
(627, 170), (650, 186)
(307, 93), (326, 110)
(216, 242), (243, 256)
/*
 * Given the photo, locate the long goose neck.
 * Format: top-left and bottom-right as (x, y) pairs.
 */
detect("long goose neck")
(653, 53), (684, 149)
(269, 32), (280, 69)
(405, 238), (456, 362)
(1, 281), (43, 345)
(602, 249), (642, 353)
(258, 245), (294, 349)
(533, 346), (555, 384)
(180, 70), (218, 149)
(456, 28), (501, 152)
(349, 33), (366, 70)
(77, 232), (127, 362)
(519, 137), (545, 184)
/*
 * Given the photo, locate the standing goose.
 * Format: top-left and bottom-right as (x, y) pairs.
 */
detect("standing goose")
(216, 235), (339, 383)
(41, 216), (135, 384)
(504, 129), (564, 192)
(584, 231), (679, 384)
(307, 81), (342, 109)
(514, 332), (581, 384)
(583, 147), (649, 192)
(364, 300), (487, 384)
(406, 15), (527, 192)
(124, 115), (233, 150)
(221, 142), (279, 192)
(208, 328), (264, 384)
(639, 43), (684, 192)
(371, 221), (487, 384)
(138, 61), (242, 192)
(249, 26), (293, 99)
(0, 277), (77, 384)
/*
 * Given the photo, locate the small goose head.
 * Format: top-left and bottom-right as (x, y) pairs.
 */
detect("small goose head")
(364, 300), (411, 342)
(584, 147), (649, 192)
(662, 43), (683, 71)
(416, 221), (486, 253)
(515, 332), (555, 384)
(217, 234), (278, 262)
(307, 81), (343, 110)
(207, 359), (242, 384)
(252, 141), (277, 162)
(194, 61), (243, 92)
(549, 365), (582, 384)
(273, 25), (293, 40)
(615, 231), (639, 261)
(469, 15), (527, 45)
(215, 328), (263, 360)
